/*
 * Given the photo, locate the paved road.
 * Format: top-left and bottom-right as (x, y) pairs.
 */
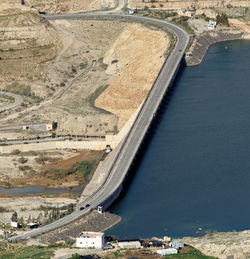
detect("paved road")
(0, 91), (23, 113)
(8, 12), (189, 242)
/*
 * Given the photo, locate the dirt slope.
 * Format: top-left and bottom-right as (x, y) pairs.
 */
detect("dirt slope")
(0, 0), (116, 14)
(95, 24), (169, 130)
(0, 10), (59, 83)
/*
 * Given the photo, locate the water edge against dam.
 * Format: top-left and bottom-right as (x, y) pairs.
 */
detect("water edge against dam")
(106, 40), (250, 238)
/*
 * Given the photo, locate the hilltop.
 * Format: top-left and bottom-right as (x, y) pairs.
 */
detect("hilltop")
(0, 0), (116, 14)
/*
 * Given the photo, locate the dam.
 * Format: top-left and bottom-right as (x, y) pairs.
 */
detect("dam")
(9, 14), (189, 241)
(107, 39), (250, 238)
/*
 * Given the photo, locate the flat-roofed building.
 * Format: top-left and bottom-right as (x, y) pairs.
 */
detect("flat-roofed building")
(76, 232), (104, 249)
(117, 240), (142, 249)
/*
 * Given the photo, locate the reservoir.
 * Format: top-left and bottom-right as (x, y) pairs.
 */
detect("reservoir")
(106, 40), (250, 238)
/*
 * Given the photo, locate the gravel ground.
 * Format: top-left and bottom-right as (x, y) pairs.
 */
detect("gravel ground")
(39, 210), (121, 244)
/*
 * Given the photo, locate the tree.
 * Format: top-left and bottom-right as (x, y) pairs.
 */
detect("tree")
(216, 13), (229, 26)
(11, 211), (18, 222)
(67, 203), (74, 214)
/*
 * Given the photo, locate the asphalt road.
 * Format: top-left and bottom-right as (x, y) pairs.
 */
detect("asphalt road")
(8, 11), (189, 242)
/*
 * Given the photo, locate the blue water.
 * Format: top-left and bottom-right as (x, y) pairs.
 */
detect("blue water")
(106, 40), (250, 238)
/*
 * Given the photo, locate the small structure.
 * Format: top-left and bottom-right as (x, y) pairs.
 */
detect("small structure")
(149, 240), (163, 247)
(11, 221), (19, 228)
(45, 124), (53, 131)
(178, 9), (195, 17)
(117, 239), (142, 249)
(127, 9), (136, 15)
(97, 206), (103, 214)
(105, 145), (112, 153)
(141, 241), (149, 248)
(156, 248), (178, 256)
(163, 236), (171, 242)
(169, 241), (185, 249)
(22, 125), (29, 130)
(76, 232), (104, 249)
(208, 20), (217, 29)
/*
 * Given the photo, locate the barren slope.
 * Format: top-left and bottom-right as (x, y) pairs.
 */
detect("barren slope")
(179, 231), (250, 259)
(128, 0), (250, 9)
(0, 11), (59, 83)
(95, 24), (169, 130)
(0, 0), (116, 14)
(1, 21), (169, 137)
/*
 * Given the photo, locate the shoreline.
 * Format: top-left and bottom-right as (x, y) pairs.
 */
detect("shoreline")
(185, 27), (244, 66)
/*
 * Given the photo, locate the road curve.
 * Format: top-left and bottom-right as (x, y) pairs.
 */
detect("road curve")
(0, 91), (23, 113)
(8, 13), (189, 242)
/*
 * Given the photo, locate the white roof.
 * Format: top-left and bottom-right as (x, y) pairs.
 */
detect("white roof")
(78, 231), (104, 238)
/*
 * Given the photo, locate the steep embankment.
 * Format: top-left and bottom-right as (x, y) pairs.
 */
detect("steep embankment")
(95, 24), (169, 130)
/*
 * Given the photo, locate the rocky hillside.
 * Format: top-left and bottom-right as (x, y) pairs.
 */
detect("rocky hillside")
(128, 0), (250, 9)
(178, 230), (250, 259)
(0, 10), (59, 83)
(0, 0), (116, 14)
(29, 0), (116, 14)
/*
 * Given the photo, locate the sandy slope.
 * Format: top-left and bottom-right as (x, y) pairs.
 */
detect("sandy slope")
(95, 24), (169, 130)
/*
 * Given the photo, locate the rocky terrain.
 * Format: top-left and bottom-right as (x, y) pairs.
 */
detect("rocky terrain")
(39, 210), (121, 244)
(0, 0), (116, 14)
(0, 196), (77, 226)
(185, 28), (244, 66)
(0, 18), (169, 137)
(0, 10), (60, 91)
(178, 230), (250, 259)
(128, 0), (250, 9)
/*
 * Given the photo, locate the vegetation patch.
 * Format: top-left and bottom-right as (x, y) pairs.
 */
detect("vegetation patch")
(41, 160), (92, 182)
(0, 245), (54, 259)
(162, 250), (218, 258)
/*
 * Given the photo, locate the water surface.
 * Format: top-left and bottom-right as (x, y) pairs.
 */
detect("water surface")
(107, 40), (250, 238)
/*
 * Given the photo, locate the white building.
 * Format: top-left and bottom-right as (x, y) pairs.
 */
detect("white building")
(208, 20), (217, 29)
(156, 248), (178, 255)
(11, 221), (18, 228)
(127, 9), (136, 15)
(117, 240), (142, 249)
(76, 232), (104, 249)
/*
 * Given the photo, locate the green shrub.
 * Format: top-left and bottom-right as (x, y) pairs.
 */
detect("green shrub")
(11, 149), (21, 155)
(216, 13), (229, 26)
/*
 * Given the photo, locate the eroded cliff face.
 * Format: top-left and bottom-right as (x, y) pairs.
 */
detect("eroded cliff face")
(0, 10), (60, 82)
